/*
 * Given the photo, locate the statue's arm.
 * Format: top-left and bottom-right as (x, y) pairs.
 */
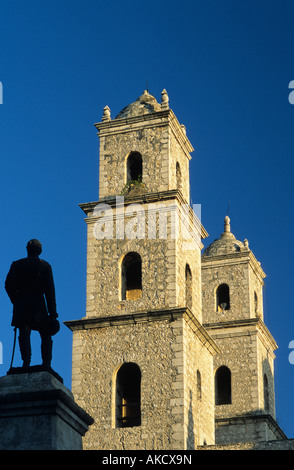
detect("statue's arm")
(5, 262), (19, 304)
(44, 264), (58, 317)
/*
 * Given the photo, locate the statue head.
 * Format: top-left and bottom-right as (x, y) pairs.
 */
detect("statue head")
(26, 239), (42, 257)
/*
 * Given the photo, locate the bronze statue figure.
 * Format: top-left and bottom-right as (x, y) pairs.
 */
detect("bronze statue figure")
(5, 239), (59, 368)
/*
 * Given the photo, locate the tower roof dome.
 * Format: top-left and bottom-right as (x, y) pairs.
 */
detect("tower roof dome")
(202, 216), (248, 257)
(115, 90), (162, 119)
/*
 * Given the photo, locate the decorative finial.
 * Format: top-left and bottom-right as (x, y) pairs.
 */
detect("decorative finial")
(102, 105), (111, 122)
(224, 215), (231, 233)
(244, 239), (249, 249)
(161, 89), (169, 110)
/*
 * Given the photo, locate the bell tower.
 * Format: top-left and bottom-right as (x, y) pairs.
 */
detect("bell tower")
(201, 216), (286, 444)
(65, 90), (219, 450)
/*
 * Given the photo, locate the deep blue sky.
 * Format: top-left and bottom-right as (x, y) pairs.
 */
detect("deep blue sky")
(1, 0), (294, 439)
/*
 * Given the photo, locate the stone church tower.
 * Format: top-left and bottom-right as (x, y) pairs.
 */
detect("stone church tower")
(65, 89), (289, 450)
(202, 215), (286, 444)
(65, 90), (219, 450)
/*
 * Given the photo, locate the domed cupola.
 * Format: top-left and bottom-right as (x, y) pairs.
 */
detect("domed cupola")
(115, 90), (162, 119)
(202, 216), (249, 257)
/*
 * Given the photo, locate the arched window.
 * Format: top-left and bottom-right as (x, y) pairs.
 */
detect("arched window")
(176, 162), (182, 191)
(121, 252), (142, 301)
(116, 363), (141, 428)
(127, 152), (142, 183)
(185, 264), (192, 310)
(216, 284), (230, 312)
(254, 291), (258, 316)
(264, 374), (269, 411)
(197, 370), (202, 400)
(215, 366), (232, 405)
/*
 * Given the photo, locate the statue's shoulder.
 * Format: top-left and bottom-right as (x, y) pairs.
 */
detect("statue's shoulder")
(38, 258), (52, 270)
(10, 258), (27, 268)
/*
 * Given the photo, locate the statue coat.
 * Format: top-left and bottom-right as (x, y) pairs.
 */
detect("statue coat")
(5, 256), (57, 331)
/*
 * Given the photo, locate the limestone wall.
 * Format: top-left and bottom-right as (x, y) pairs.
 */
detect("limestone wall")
(202, 255), (251, 323)
(68, 309), (217, 450)
(182, 319), (215, 447)
(84, 196), (202, 322)
(97, 110), (192, 203)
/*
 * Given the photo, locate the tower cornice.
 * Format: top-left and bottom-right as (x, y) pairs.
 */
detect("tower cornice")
(94, 109), (194, 159)
(201, 250), (266, 282)
(79, 189), (209, 240)
(203, 317), (278, 356)
(64, 306), (220, 356)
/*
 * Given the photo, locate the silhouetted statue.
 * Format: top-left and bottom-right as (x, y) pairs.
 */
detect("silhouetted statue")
(5, 239), (59, 368)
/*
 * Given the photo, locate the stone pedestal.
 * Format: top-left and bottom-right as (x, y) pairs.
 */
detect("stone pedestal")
(0, 368), (94, 450)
